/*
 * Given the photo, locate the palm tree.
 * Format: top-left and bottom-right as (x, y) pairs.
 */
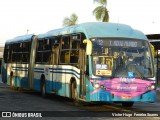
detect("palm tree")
(93, 0), (109, 22)
(63, 13), (78, 27)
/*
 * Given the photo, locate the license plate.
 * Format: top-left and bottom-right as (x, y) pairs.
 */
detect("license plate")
(121, 94), (132, 99)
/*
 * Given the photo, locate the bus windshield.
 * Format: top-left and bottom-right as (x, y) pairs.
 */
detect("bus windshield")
(92, 38), (154, 79)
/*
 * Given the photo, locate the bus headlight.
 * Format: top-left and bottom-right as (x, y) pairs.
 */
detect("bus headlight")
(94, 83), (100, 89)
(147, 85), (155, 90)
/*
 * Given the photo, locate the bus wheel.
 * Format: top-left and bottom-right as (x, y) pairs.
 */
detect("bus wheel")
(71, 81), (79, 105)
(41, 76), (47, 98)
(10, 72), (14, 89)
(122, 102), (134, 107)
(41, 81), (47, 97)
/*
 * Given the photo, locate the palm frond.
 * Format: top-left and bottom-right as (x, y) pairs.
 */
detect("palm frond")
(63, 13), (78, 27)
(93, 6), (109, 22)
(93, 0), (107, 6)
(93, 0), (109, 22)
(93, 6), (104, 21)
(102, 9), (109, 22)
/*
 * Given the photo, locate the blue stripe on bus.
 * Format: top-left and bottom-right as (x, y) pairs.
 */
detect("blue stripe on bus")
(12, 66), (28, 69)
(53, 72), (80, 79)
(49, 68), (80, 79)
(34, 70), (44, 73)
(12, 68), (28, 71)
(11, 67), (80, 79)
(34, 68), (44, 70)
(34, 68), (44, 73)
(49, 68), (80, 75)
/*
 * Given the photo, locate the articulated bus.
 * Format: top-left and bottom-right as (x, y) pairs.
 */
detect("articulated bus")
(2, 22), (156, 107)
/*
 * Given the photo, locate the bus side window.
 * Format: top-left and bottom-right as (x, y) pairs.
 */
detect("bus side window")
(60, 36), (70, 64)
(60, 50), (70, 63)
(49, 37), (60, 65)
(22, 42), (30, 63)
(50, 45), (59, 65)
(70, 40), (79, 64)
(4, 44), (10, 63)
(42, 39), (52, 64)
(35, 40), (43, 63)
(9, 44), (13, 62)
(59, 33), (85, 66)
(12, 43), (22, 63)
(43, 38), (51, 50)
(61, 37), (70, 50)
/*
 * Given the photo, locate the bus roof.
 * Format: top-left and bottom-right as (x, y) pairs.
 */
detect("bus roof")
(5, 34), (34, 44)
(5, 22), (147, 44)
(38, 22), (147, 40)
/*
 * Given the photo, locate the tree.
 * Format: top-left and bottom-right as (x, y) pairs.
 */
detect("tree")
(93, 0), (109, 22)
(63, 13), (78, 27)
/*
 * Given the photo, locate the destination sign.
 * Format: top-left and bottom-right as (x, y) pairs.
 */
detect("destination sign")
(109, 40), (137, 47)
(95, 39), (143, 47)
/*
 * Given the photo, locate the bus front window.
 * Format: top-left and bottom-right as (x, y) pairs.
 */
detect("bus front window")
(92, 38), (154, 79)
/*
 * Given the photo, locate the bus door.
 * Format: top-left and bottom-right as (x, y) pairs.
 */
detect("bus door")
(50, 44), (59, 93)
(58, 35), (71, 96)
(71, 33), (86, 99)
(79, 49), (86, 99)
(28, 36), (38, 89)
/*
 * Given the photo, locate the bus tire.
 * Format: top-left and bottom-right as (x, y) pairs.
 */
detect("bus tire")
(41, 76), (46, 98)
(71, 81), (79, 105)
(42, 82), (46, 97)
(122, 102), (134, 107)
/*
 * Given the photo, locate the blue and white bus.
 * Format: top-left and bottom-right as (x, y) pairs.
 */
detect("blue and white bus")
(2, 22), (156, 107)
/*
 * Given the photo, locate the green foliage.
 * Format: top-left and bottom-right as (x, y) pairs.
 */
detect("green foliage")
(63, 13), (78, 27)
(93, 0), (109, 22)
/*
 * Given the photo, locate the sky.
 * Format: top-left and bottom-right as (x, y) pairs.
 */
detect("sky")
(0, 0), (160, 45)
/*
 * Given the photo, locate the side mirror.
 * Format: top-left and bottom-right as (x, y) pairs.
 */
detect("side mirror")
(150, 43), (155, 58)
(83, 39), (92, 55)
